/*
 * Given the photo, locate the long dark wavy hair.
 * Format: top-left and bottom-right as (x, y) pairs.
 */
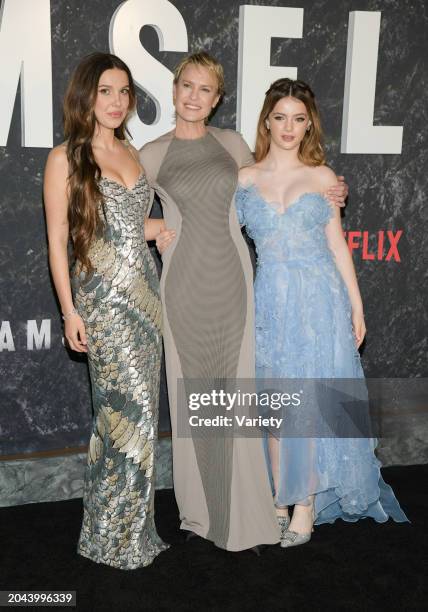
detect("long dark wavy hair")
(63, 52), (136, 272)
(255, 78), (326, 166)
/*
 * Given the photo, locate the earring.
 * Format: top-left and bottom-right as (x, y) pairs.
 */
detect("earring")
(265, 121), (270, 130)
(306, 122), (312, 132)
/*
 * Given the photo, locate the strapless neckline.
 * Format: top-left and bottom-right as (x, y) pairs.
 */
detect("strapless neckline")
(238, 183), (328, 216)
(100, 172), (146, 193)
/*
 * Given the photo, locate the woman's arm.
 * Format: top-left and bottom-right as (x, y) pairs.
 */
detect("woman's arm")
(325, 206), (366, 347)
(44, 146), (87, 352)
(316, 165), (365, 347)
(145, 218), (166, 241)
(145, 218), (176, 253)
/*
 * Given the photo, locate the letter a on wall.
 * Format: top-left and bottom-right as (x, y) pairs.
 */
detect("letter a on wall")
(0, 0), (53, 147)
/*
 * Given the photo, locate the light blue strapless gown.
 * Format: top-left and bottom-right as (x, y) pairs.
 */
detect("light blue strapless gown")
(235, 184), (408, 524)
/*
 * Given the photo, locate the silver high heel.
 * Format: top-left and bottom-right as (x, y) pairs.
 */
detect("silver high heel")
(280, 530), (312, 548)
(280, 503), (315, 548)
(277, 515), (290, 539)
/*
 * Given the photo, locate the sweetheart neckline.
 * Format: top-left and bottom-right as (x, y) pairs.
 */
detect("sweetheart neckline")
(238, 183), (329, 215)
(100, 171), (146, 192)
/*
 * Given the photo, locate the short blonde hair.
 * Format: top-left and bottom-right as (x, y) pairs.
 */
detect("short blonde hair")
(173, 51), (225, 96)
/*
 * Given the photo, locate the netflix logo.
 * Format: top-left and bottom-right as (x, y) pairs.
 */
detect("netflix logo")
(344, 231), (403, 262)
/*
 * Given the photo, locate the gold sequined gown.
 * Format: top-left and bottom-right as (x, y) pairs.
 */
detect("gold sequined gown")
(72, 170), (168, 570)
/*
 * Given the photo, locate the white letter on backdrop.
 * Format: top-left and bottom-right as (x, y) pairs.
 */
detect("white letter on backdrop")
(341, 11), (403, 154)
(110, 0), (188, 148)
(0, 0), (53, 147)
(0, 322), (15, 352)
(237, 5), (303, 149)
(27, 319), (51, 350)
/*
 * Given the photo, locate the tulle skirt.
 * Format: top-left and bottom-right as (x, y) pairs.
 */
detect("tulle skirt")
(255, 262), (409, 524)
(263, 434), (408, 524)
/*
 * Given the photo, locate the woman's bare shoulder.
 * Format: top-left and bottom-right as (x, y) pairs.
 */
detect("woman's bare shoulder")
(48, 142), (67, 159)
(238, 163), (263, 186)
(45, 143), (68, 175)
(310, 164), (337, 189)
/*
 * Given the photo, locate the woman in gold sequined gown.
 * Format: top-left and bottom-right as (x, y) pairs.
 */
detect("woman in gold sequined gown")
(44, 53), (168, 569)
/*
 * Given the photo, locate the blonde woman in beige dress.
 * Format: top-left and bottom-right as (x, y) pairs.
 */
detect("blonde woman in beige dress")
(140, 52), (347, 552)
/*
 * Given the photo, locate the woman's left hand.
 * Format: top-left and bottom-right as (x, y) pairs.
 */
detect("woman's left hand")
(352, 310), (366, 348)
(326, 176), (348, 207)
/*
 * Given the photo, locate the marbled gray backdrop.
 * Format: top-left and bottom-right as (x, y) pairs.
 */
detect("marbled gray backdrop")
(0, 0), (426, 456)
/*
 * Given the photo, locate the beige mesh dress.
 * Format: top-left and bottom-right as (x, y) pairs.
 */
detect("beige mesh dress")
(140, 127), (279, 550)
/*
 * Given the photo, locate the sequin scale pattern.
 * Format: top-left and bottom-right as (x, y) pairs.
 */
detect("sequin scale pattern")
(72, 172), (168, 569)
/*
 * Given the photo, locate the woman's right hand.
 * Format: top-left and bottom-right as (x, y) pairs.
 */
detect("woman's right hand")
(156, 229), (176, 255)
(352, 309), (366, 349)
(64, 314), (88, 352)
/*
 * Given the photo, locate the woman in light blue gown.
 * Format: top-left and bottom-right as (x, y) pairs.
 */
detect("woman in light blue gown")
(235, 78), (408, 547)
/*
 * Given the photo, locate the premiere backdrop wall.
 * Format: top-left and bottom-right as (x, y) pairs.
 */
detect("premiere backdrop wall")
(0, 0), (427, 457)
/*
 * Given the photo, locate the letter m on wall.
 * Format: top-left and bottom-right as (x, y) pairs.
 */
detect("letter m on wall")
(0, 0), (53, 147)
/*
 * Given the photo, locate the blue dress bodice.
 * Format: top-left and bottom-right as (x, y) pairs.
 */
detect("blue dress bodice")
(235, 184), (334, 267)
(235, 184), (358, 379)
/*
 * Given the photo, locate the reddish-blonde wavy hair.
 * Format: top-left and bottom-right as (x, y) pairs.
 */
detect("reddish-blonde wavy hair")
(255, 78), (325, 166)
(63, 52), (136, 272)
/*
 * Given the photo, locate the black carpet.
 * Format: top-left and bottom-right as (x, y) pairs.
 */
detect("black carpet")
(1, 465), (426, 612)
